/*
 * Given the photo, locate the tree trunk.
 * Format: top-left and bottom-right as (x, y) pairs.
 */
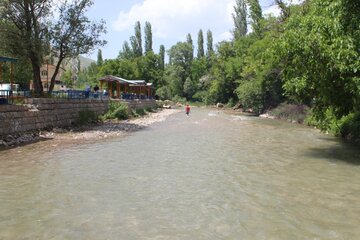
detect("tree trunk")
(31, 61), (43, 95)
(49, 56), (64, 93)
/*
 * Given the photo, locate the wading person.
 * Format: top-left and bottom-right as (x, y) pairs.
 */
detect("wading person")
(185, 104), (190, 116)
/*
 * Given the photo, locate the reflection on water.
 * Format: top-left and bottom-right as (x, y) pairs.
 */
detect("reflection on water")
(0, 109), (359, 239)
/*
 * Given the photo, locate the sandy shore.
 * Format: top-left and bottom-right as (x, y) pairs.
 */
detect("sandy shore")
(0, 109), (181, 148)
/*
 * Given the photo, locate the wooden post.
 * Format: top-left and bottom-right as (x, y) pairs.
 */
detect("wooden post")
(0, 62), (2, 82)
(110, 81), (113, 98)
(117, 82), (120, 98)
(10, 63), (14, 90)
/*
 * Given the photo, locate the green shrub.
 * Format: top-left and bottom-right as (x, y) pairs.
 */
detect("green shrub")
(305, 109), (360, 144)
(102, 101), (129, 120)
(145, 107), (155, 113)
(134, 108), (146, 116)
(338, 112), (360, 143)
(271, 103), (310, 124)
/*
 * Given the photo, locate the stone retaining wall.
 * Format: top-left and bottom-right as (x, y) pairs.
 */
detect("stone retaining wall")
(0, 98), (156, 138)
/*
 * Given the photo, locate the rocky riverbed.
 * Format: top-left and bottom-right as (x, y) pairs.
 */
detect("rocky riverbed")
(0, 109), (180, 148)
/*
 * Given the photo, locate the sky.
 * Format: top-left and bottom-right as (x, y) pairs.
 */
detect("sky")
(84, 0), (292, 61)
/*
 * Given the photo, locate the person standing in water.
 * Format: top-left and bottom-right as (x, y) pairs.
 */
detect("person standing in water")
(185, 104), (191, 116)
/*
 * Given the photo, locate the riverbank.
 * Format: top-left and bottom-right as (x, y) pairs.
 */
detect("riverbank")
(0, 108), (180, 148)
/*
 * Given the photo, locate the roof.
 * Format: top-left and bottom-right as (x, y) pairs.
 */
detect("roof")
(99, 75), (148, 85)
(0, 56), (18, 63)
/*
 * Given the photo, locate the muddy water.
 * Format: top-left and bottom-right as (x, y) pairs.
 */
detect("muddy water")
(0, 109), (359, 239)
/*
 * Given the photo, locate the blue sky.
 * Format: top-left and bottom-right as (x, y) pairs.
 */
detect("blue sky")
(84, 0), (287, 60)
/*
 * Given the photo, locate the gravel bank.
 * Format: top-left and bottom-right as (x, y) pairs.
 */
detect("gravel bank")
(0, 109), (180, 148)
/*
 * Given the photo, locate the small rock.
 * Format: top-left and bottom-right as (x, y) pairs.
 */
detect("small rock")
(216, 103), (224, 108)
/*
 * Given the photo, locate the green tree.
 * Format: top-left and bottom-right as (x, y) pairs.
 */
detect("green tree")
(186, 33), (194, 62)
(118, 41), (133, 59)
(168, 42), (193, 76)
(134, 21), (143, 57)
(278, 0), (360, 119)
(232, 0), (247, 38)
(248, 0), (263, 37)
(97, 49), (104, 66)
(197, 29), (205, 59)
(183, 77), (197, 100)
(144, 21), (153, 53)
(159, 44), (165, 71)
(48, 0), (106, 92)
(1, 0), (51, 94)
(206, 30), (214, 57)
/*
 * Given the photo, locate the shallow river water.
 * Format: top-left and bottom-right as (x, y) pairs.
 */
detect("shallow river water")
(0, 109), (359, 239)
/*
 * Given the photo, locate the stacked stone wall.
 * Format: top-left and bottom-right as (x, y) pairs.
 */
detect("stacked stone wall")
(0, 98), (157, 138)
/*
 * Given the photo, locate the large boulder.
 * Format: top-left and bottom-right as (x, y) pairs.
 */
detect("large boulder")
(216, 103), (224, 108)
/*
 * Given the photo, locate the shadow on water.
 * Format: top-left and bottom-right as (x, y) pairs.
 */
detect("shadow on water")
(0, 137), (52, 152)
(305, 144), (360, 165)
(0, 122), (146, 152)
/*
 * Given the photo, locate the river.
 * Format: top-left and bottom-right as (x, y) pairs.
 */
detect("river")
(0, 108), (359, 239)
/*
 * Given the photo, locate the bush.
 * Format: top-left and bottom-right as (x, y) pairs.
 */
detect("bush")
(102, 101), (129, 120)
(305, 109), (360, 144)
(133, 108), (146, 117)
(270, 103), (310, 124)
(338, 112), (360, 143)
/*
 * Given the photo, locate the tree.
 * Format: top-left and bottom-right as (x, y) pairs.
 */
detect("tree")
(118, 41), (133, 59)
(183, 77), (197, 99)
(275, 0), (290, 21)
(159, 44), (165, 71)
(197, 29), (204, 59)
(232, 0), (247, 39)
(206, 30), (214, 57)
(1, 0), (52, 94)
(206, 30), (214, 69)
(144, 21), (153, 53)
(133, 21), (143, 57)
(186, 33), (194, 61)
(168, 42), (193, 76)
(48, 0), (106, 92)
(97, 49), (103, 66)
(278, 0), (360, 119)
(248, 0), (263, 37)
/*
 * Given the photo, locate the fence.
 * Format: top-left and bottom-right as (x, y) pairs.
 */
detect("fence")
(0, 89), (154, 105)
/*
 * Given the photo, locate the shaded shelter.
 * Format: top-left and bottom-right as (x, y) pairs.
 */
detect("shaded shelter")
(98, 75), (154, 99)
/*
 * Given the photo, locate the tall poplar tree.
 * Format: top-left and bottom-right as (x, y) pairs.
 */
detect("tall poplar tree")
(206, 30), (214, 57)
(232, 0), (247, 39)
(197, 29), (204, 59)
(159, 44), (165, 71)
(186, 33), (194, 61)
(97, 49), (103, 66)
(133, 21), (142, 57)
(144, 21), (153, 53)
(248, 0), (263, 37)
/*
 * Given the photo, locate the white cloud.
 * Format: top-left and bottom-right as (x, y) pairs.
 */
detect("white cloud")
(112, 0), (235, 42)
